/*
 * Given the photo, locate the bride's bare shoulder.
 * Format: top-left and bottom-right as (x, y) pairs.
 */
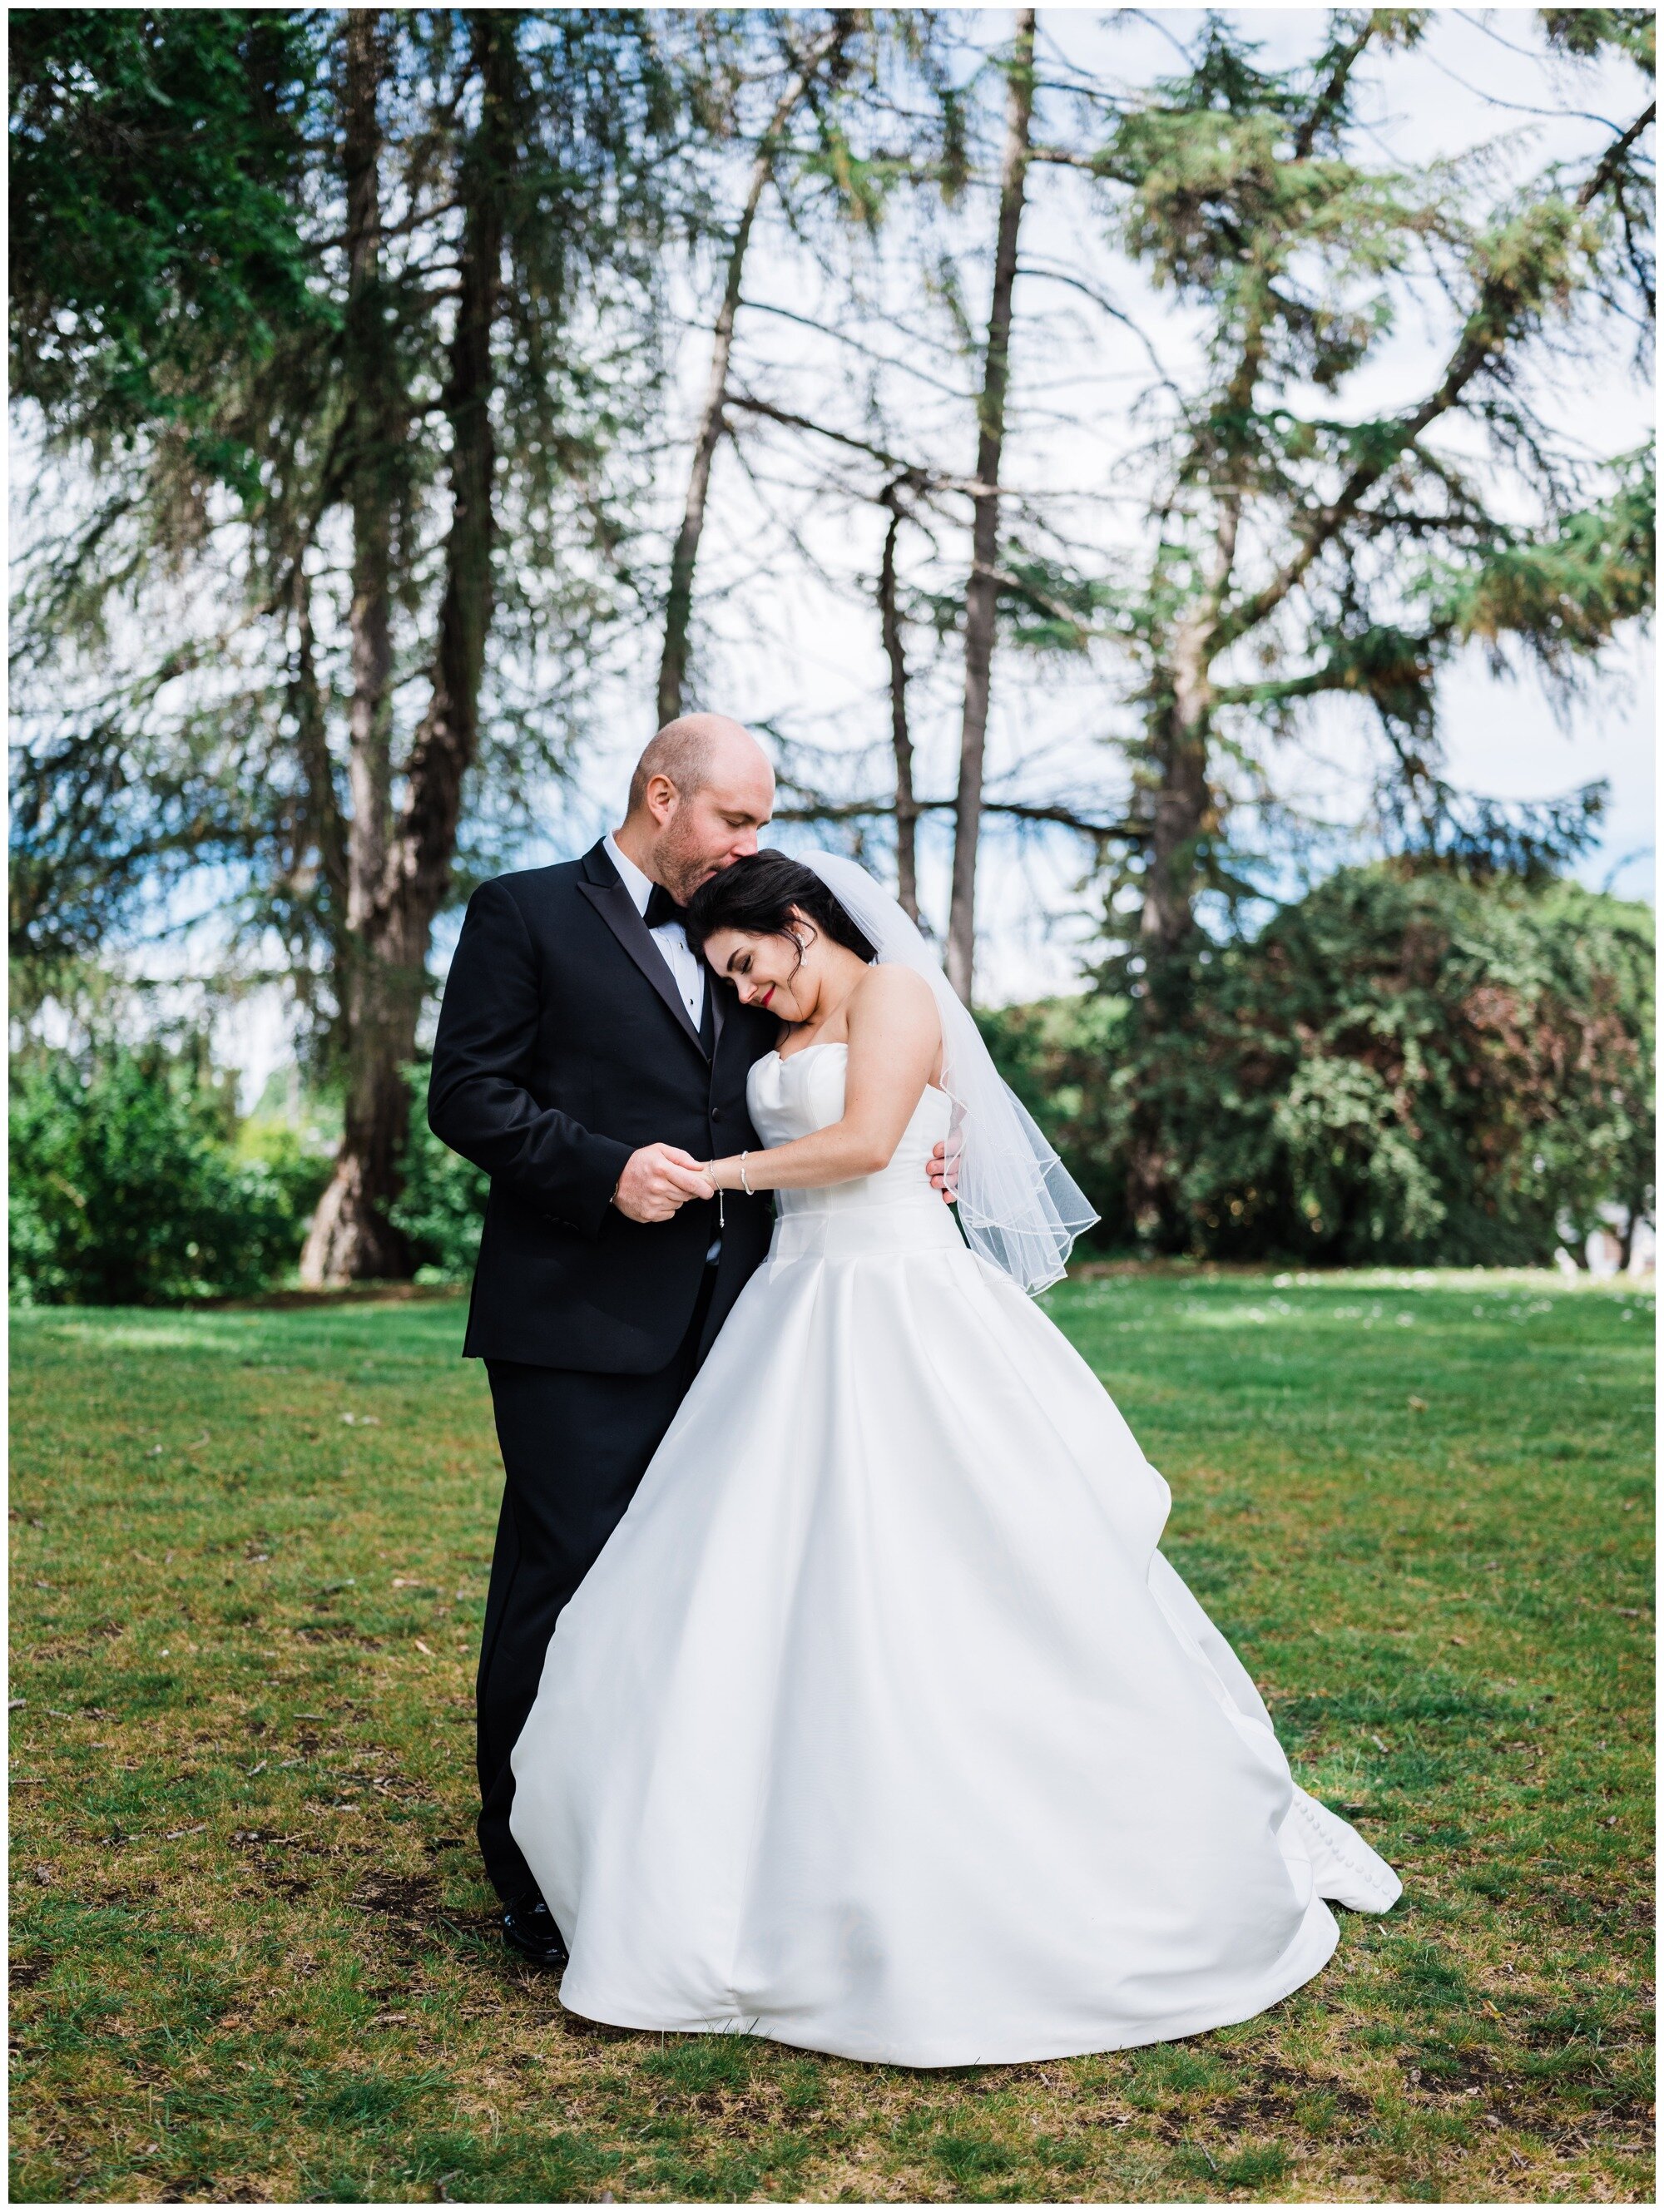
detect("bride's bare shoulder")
(846, 961), (939, 1041)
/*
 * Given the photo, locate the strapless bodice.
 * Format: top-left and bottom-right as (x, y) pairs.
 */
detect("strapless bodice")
(745, 1044), (963, 1261)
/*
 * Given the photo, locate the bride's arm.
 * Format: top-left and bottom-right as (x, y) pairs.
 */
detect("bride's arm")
(706, 966), (940, 1193)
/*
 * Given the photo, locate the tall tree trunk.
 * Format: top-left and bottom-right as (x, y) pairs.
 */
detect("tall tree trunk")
(1137, 624), (1216, 967)
(1136, 290), (1257, 966)
(302, 10), (407, 1284)
(341, 7), (394, 935)
(1127, 443), (1245, 1239)
(302, 12), (510, 1284)
(878, 484), (919, 923)
(289, 557), (348, 922)
(944, 7), (1035, 1005)
(1617, 1196), (1650, 1273)
(1122, 684), (1211, 1243)
(656, 18), (849, 727)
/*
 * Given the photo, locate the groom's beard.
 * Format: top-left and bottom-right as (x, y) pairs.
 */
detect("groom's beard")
(652, 822), (725, 908)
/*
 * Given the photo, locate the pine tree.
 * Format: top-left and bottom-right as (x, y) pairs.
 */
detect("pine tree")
(11, 9), (689, 1280)
(1071, 10), (1654, 969)
(1045, 9), (1654, 1228)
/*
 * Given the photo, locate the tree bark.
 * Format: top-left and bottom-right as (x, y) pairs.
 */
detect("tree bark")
(944, 7), (1035, 1004)
(302, 12), (510, 1284)
(302, 11), (408, 1285)
(878, 484), (919, 923)
(1126, 297), (1255, 1236)
(1138, 494), (1242, 965)
(1135, 263), (1263, 965)
(340, 7), (394, 942)
(656, 18), (850, 728)
(288, 556), (348, 919)
(1616, 1195), (1652, 1273)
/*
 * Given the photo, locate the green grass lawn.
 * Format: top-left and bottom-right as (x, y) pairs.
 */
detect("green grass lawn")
(9, 1269), (1654, 2204)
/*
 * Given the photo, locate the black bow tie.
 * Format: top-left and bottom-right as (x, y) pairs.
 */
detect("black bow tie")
(643, 883), (689, 931)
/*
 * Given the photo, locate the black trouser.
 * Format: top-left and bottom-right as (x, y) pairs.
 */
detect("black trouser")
(476, 1264), (719, 1907)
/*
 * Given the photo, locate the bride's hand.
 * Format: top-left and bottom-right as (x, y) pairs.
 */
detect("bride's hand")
(613, 1144), (716, 1221)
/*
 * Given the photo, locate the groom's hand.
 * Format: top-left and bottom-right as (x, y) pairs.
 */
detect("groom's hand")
(612, 1144), (716, 1223)
(927, 1138), (959, 1204)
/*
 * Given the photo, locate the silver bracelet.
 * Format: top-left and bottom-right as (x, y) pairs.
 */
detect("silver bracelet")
(740, 1151), (753, 1196)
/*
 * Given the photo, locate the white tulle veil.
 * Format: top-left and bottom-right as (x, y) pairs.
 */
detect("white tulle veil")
(798, 851), (1098, 1295)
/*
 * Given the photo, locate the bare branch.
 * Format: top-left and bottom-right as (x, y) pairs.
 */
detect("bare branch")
(658, 16), (853, 720)
(308, 194), (464, 254)
(775, 791), (1147, 841)
(722, 389), (990, 496)
(1016, 260), (1188, 406)
(741, 297), (975, 401)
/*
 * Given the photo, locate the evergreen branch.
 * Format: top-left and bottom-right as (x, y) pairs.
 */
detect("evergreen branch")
(988, 799), (1147, 839)
(981, 563), (1097, 637)
(1213, 662), (1394, 708)
(1202, 67), (1651, 659)
(1218, 255), (1567, 646)
(1028, 144), (1112, 173)
(1290, 13), (1379, 163)
(1577, 101), (1657, 208)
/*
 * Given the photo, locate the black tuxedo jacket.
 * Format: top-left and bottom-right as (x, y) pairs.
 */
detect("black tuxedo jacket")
(428, 840), (778, 1372)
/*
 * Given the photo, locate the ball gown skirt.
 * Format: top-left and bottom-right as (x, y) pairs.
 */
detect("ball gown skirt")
(508, 1045), (1400, 2066)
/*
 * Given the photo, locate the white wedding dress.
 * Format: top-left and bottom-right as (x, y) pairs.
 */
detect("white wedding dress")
(508, 1044), (1400, 2066)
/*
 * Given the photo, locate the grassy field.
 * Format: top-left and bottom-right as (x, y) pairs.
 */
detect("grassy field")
(9, 1269), (1654, 2205)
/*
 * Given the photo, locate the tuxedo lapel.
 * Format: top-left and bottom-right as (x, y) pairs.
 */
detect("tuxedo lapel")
(577, 842), (708, 1060)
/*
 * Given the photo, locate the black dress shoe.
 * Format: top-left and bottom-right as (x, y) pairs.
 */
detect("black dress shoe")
(503, 1894), (568, 1969)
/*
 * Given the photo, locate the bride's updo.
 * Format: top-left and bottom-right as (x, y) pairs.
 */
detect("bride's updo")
(684, 850), (878, 967)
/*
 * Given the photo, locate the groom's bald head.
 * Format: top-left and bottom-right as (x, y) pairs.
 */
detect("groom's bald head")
(618, 713), (775, 902)
(626, 714), (768, 814)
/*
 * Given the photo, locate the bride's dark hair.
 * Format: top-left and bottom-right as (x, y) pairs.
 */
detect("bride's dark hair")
(684, 850), (878, 969)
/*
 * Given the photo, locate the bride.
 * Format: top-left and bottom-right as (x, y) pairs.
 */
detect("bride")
(508, 849), (1399, 2067)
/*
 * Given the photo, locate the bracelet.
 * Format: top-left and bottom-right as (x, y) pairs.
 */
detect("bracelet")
(740, 1151), (753, 1196)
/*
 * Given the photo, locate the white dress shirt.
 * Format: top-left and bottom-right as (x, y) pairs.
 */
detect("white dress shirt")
(605, 833), (720, 1260)
(603, 832), (706, 1032)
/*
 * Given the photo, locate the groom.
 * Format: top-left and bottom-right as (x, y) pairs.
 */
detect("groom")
(428, 715), (781, 1967)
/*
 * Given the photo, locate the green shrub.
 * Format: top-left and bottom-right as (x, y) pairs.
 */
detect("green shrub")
(983, 868), (1654, 1265)
(390, 1059), (488, 1284)
(236, 1107), (336, 1224)
(978, 987), (1132, 1235)
(10, 1037), (327, 1304)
